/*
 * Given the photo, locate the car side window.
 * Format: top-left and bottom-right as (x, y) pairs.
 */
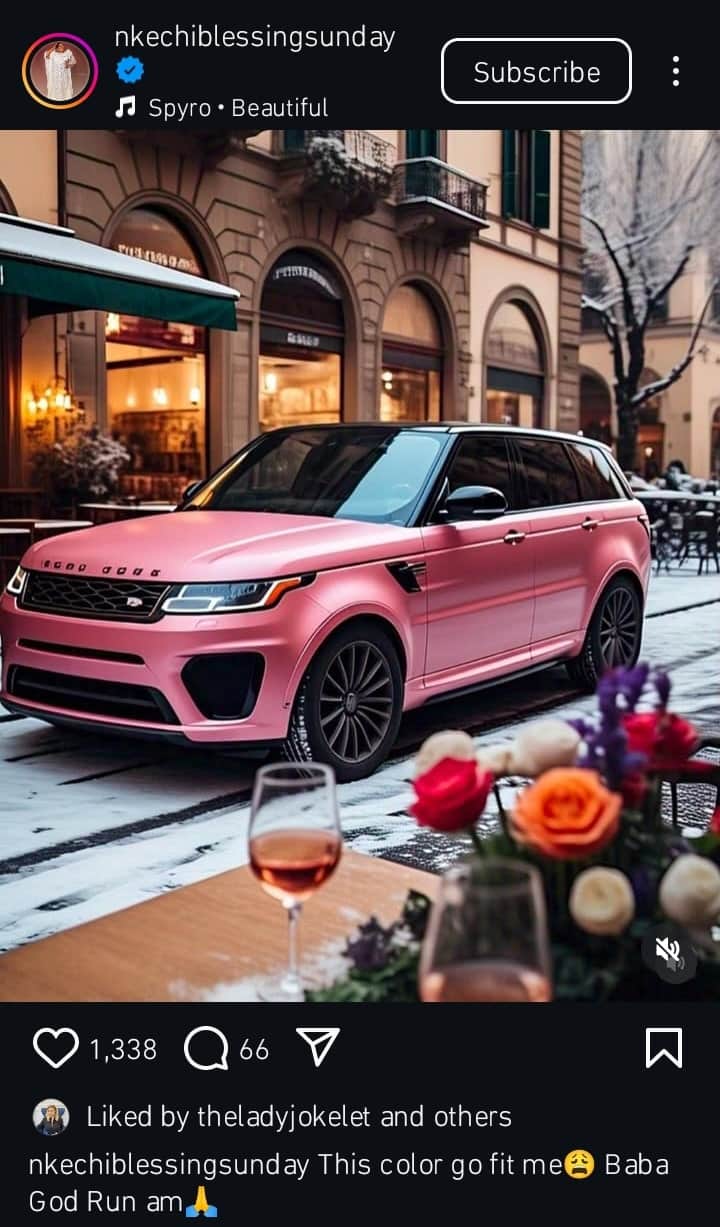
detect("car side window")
(567, 441), (623, 501)
(445, 435), (515, 508)
(515, 438), (581, 508)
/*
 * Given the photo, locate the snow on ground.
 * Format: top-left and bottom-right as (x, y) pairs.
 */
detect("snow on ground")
(0, 569), (718, 952)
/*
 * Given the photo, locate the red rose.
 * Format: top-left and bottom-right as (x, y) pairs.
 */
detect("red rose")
(621, 772), (647, 810)
(411, 757), (493, 832)
(623, 712), (699, 764)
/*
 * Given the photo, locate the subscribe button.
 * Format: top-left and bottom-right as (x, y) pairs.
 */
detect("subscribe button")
(441, 37), (632, 105)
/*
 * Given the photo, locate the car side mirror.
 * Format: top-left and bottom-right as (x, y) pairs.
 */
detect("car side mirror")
(181, 480), (203, 504)
(439, 485), (508, 522)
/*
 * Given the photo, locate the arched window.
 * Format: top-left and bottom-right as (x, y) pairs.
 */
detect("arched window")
(259, 250), (344, 430)
(635, 367), (665, 477)
(485, 299), (546, 428)
(105, 207), (207, 503)
(381, 283), (443, 422)
(580, 370), (613, 445)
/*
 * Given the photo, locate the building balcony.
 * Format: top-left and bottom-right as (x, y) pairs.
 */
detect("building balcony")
(391, 158), (489, 245)
(278, 130), (395, 220)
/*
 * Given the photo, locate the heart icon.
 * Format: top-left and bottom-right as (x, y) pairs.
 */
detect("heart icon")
(33, 1027), (80, 1069)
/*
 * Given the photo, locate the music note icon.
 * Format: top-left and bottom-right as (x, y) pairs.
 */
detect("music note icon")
(115, 96), (136, 118)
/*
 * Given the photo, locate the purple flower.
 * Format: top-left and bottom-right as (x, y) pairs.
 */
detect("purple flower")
(344, 917), (393, 972)
(652, 669), (671, 711)
(575, 664), (656, 789)
(630, 865), (655, 915)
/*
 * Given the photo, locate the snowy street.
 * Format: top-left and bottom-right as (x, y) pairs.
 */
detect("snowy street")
(1, 569), (718, 954)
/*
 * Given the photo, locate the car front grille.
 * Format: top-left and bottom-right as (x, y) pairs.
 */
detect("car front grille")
(20, 572), (170, 621)
(7, 665), (179, 725)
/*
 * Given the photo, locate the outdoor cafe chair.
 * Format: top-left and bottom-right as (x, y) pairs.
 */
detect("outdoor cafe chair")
(677, 511), (720, 574)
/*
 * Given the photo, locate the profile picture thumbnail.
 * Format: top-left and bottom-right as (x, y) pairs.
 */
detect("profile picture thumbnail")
(22, 34), (98, 109)
(33, 1099), (69, 1136)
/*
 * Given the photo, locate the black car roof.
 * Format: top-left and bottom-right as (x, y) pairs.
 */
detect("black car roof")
(270, 421), (610, 450)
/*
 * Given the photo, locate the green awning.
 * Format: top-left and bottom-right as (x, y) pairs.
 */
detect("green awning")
(0, 215), (239, 330)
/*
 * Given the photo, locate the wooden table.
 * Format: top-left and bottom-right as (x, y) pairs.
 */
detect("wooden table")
(0, 852), (437, 1002)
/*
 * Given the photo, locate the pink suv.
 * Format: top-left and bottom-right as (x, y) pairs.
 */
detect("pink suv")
(1, 425), (650, 780)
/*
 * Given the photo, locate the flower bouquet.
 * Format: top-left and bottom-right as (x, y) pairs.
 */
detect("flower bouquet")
(308, 663), (720, 1002)
(32, 425), (130, 511)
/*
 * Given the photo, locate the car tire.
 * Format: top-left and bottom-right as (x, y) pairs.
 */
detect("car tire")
(566, 577), (643, 690)
(283, 620), (404, 783)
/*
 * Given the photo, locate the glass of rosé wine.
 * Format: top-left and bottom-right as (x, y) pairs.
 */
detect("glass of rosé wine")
(249, 763), (342, 1001)
(419, 860), (552, 1003)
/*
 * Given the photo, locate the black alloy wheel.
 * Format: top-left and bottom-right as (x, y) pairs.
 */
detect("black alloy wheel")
(566, 577), (643, 690)
(318, 641), (394, 763)
(597, 585), (641, 668)
(284, 621), (403, 782)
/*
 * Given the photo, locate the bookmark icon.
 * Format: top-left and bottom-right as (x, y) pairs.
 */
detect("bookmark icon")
(115, 95), (136, 118)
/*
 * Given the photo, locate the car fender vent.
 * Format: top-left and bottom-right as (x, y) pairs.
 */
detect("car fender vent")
(386, 561), (426, 593)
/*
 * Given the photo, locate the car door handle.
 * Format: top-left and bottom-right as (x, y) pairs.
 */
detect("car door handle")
(581, 517), (599, 531)
(503, 530), (526, 545)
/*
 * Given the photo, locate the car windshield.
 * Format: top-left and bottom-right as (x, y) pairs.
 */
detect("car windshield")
(183, 428), (445, 525)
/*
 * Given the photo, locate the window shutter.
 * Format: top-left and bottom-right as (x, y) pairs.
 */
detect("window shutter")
(530, 130), (551, 229)
(501, 130), (518, 218)
(284, 130), (306, 151)
(406, 130), (438, 159)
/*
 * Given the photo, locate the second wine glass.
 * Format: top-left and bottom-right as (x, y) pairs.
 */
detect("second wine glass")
(419, 859), (552, 1003)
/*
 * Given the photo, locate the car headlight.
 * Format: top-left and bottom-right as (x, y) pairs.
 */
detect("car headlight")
(5, 566), (28, 597)
(160, 575), (312, 614)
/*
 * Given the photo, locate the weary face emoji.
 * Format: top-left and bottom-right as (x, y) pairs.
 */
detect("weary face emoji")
(564, 1149), (595, 1179)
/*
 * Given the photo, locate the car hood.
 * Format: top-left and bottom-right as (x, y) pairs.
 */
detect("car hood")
(23, 511), (421, 582)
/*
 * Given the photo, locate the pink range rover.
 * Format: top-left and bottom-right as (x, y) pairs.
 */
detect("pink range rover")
(1, 425), (651, 781)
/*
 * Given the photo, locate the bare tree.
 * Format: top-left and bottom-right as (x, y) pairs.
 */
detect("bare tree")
(582, 130), (720, 470)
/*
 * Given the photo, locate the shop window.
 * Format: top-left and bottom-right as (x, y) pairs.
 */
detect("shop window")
(580, 371), (613, 445)
(259, 251), (344, 430)
(486, 300), (546, 428)
(105, 208), (207, 503)
(711, 406), (720, 478)
(381, 284), (444, 422)
(502, 130), (551, 228)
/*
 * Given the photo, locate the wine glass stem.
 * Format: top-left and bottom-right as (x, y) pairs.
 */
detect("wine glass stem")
(285, 901), (302, 992)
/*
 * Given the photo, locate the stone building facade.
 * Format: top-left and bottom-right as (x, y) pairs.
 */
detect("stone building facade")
(0, 128), (582, 498)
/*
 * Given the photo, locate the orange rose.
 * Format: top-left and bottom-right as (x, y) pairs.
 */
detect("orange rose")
(512, 768), (621, 861)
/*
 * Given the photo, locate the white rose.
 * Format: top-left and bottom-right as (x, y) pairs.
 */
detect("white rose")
(508, 719), (581, 777)
(476, 744), (514, 776)
(569, 867), (635, 936)
(659, 855), (720, 928)
(415, 730), (476, 775)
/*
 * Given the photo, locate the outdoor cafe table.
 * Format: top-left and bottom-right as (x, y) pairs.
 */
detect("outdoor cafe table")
(0, 519), (94, 540)
(0, 851), (437, 1002)
(78, 503), (176, 525)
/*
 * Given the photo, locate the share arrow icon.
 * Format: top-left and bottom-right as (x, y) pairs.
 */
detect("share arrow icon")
(296, 1027), (340, 1068)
